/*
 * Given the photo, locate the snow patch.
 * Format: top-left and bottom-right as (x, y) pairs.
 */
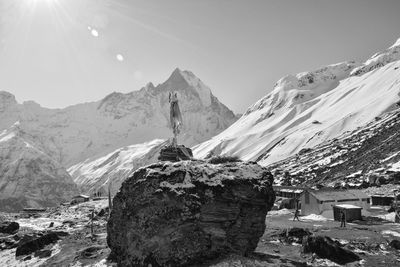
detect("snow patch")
(301, 214), (328, 221)
(267, 208), (292, 216)
(381, 230), (400, 237)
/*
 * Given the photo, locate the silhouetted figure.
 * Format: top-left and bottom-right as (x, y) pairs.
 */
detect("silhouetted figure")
(293, 208), (300, 221)
(340, 210), (346, 227)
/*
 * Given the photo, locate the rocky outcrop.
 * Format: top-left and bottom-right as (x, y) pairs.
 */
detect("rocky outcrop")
(302, 235), (360, 265)
(107, 161), (275, 266)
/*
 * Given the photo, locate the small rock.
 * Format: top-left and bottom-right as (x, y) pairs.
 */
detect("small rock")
(0, 221), (19, 234)
(62, 220), (76, 226)
(0, 236), (18, 250)
(158, 145), (193, 162)
(34, 249), (52, 258)
(389, 240), (400, 250)
(302, 235), (360, 265)
(77, 245), (106, 259)
(48, 222), (54, 228)
(97, 208), (109, 217)
(16, 232), (66, 256)
(278, 228), (312, 244)
(23, 255), (32, 261)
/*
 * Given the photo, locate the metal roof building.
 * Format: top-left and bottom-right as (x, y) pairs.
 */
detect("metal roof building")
(300, 189), (370, 215)
(333, 204), (363, 222)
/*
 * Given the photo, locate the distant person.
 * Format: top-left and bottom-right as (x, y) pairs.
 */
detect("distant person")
(293, 208), (300, 221)
(340, 210), (346, 227)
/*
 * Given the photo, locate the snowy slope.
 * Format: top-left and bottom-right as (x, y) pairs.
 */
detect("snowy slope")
(68, 139), (168, 195)
(0, 123), (78, 212)
(0, 68), (237, 167)
(267, 109), (400, 186)
(193, 39), (400, 165)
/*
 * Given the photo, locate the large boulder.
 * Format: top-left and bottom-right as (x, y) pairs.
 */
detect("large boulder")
(302, 235), (360, 265)
(107, 161), (275, 266)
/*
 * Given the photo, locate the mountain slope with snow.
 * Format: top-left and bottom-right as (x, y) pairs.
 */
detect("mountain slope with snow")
(267, 108), (400, 187)
(193, 39), (400, 165)
(68, 139), (168, 195)
(0, 68), (237, 167)
(0, 123), (78, 212)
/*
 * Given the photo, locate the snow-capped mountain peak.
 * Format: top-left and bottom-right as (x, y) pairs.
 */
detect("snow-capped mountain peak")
(164, 68), (212, 106)
(194, 39), (400, 166)
(0, 124), (78, 211)
(351, 38), (400, 76)
(0, 68), (237, 167)
(0, 91), (17, 112)
(245, 61), (359, 116)
(389, 37), (400, 49)
(0, 68), (237, 208)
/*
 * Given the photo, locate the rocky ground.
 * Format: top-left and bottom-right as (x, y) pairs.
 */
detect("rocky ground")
(1, 201), (400, 266)
(258, 207), (400, 267)
(1, 155), (400, 267)
(0, 199), (113, 267)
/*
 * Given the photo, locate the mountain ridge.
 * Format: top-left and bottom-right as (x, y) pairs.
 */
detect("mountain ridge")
(193, 38), (400, 166)
(0, 68), (237, 167)
(0, 123), (79, 212)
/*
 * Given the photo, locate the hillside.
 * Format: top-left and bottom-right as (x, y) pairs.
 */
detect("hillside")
(68, 139), (167, 195)
(0, 123), (78, 212)
(193, 39), (400, 167)
(267, 109), (400, 186)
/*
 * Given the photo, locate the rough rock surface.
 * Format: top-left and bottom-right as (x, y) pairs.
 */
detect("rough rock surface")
(107, 161), (275, 266)
(0, 221), (19, 234)
(302, 235), (360, 265)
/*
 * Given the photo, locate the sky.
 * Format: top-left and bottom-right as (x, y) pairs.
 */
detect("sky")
(0, 0), (399, 113)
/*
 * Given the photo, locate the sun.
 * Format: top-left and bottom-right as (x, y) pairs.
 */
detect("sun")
(28, 0), (57, 2)
(24, 0), (59, 6)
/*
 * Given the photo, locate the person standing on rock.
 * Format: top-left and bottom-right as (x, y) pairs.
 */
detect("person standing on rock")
(169, 91), (182, 147)
(340, 210), (346, 227)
